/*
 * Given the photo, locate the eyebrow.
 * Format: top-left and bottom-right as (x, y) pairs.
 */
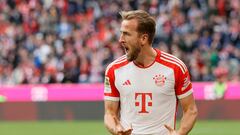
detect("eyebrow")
(120, 31), (129, 35)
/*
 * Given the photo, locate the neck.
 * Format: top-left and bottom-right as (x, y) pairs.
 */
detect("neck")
(134, 46), (157, 67)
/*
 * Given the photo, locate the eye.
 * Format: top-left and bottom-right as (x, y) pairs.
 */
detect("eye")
(121, 31), (130, 36)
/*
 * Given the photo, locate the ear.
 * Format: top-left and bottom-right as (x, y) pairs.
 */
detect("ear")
(140, 34), (149, 45)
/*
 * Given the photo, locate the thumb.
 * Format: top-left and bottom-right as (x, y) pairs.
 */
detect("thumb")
(164, 124), (174, 132)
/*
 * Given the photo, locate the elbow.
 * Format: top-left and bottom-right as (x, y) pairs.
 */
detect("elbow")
(192, 105), (198, 120)
(184, 104), (198, 120)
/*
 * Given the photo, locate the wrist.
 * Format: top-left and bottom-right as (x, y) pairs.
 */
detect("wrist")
(177, 130), (186, 135)
(112, 124), (123, 135)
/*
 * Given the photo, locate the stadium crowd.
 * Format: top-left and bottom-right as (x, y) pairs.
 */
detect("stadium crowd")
(0, 0), (239, 85)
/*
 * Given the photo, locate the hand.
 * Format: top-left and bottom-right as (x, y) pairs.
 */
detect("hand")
(114, 124), (132, 135)
(164, 124), (179, 135)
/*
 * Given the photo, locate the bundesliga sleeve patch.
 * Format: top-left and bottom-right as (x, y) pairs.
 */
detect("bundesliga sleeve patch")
(104, 77), (112, 93)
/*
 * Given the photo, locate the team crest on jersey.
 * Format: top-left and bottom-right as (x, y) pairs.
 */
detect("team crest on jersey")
(153, 74), (166, 87)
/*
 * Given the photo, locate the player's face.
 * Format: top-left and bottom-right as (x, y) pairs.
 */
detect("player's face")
(119, 19), (142, 61)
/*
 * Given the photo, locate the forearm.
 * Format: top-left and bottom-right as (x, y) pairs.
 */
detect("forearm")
(178, 106), (198, 135)
(104, 114), (119, 135)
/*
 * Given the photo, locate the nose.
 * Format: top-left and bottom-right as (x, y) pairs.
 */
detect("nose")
(119, 34), (125, 44)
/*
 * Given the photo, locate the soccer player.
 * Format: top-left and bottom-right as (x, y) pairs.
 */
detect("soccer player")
(104, 10), (198, 135)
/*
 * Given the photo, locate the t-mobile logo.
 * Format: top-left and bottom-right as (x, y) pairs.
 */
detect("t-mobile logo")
(135, 93), (152, 113)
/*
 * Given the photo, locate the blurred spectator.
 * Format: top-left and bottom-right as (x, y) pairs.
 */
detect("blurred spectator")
(0, 0), (239, 85)
(213, 66), (228, 99)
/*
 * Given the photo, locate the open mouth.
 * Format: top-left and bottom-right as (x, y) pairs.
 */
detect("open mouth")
(122, 44), (129, 51)
(124, 47), (130, 54)
(125, 47), (129, 52)
(120, 43), (129, 53)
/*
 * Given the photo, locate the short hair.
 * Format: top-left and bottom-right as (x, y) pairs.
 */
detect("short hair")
(120, 10), (156, 44)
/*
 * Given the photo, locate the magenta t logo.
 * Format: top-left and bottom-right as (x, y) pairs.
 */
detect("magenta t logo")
(135, 93), (152, 113)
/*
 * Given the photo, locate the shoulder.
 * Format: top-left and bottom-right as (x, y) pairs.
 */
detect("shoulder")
(156, 50), (188, 74)
(105, 55), (129, 74)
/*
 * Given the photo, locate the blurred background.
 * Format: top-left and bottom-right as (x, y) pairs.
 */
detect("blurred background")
(0, 0), (239, 135)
